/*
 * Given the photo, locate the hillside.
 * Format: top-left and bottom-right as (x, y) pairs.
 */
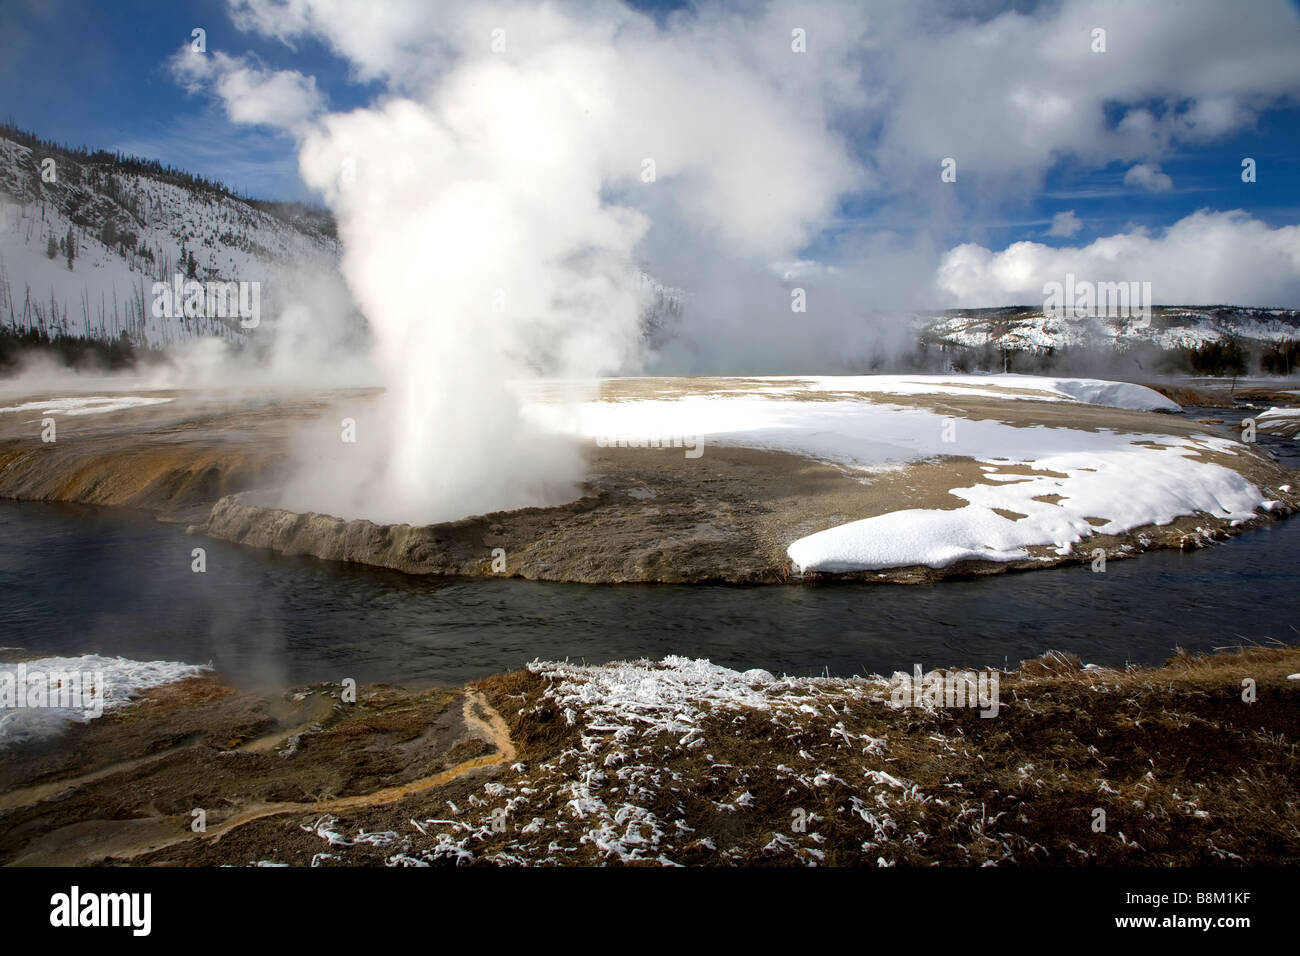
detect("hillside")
(917, 306), (1300, 375)
(0, 125), (342, 353)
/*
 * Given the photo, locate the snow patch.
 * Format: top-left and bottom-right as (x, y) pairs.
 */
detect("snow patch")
(0, 653), (209, 745)
(0, 395), (174, 417)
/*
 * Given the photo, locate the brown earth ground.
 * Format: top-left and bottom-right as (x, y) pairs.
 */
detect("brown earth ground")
(0, 379), (1297, 583)
(0, 677), (504, 866)
(1152, 382), (1300, 408)
(0, 645), (1295, 866)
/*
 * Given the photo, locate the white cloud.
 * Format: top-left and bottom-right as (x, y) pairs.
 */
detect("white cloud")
(1123, 163), (1174, 193)
(936, 210), (1300, 307)
(858, 0), (1300, 205)
(170, 49), (324, 131)
(226, 0), (459, 89)
(1048, 210), (1084, 237)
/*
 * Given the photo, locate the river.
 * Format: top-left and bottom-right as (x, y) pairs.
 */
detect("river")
(1, 406), (1296, 688)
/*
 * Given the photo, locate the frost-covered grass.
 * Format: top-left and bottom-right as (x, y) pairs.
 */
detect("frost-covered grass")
(293, 647), (1300, 867)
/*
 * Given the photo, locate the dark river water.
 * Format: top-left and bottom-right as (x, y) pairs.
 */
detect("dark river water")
(0, 409), (1296, 689)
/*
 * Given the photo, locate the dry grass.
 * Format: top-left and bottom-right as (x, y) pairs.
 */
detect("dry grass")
(448, 646), (1300, 865)
(105, 645), (1299, 867)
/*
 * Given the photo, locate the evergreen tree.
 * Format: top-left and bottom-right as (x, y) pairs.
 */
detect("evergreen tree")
(64, 225), (75, 270)
(45, 235), (57, 260)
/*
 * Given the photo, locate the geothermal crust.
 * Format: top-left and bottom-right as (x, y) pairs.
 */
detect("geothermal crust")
(0, 380), (1296, 584)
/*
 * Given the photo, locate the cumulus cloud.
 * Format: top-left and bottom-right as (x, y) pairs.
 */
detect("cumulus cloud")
(1123, 163), (1174, 193)
(226, 0), (460, 89)
(864, 0), (1300, 196)
(170, 49), (324, 131)
(936, 210), (1300, 307)
(1047, 210), (1084, 237)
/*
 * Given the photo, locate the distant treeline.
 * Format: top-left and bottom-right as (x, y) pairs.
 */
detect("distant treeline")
(0, 326), (161, 373)
(914, 337), (1300, 378)
(2, 120), (239, 199)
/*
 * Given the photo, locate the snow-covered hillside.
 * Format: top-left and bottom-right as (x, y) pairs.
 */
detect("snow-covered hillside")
(0, 130), (341, 350)
(0, 127), (690, 366)
(920, 306), (1300, 354)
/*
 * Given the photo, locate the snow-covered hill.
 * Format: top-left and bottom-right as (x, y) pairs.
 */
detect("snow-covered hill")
(0, 128), (342, 350)
(920, 306), (1300, 354)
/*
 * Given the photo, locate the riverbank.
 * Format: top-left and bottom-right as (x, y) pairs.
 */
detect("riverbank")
(1, 376), (1296, 584)
(1, 644), (1296, 866)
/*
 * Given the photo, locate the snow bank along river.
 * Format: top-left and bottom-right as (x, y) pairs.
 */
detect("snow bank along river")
(524, 374), (1292, 573)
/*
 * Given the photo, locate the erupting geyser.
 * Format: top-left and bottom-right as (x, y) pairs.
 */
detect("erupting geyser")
(258, 2), (865, 525)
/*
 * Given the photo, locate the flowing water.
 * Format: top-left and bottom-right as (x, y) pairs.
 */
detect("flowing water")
(1, 409), (1296, 688)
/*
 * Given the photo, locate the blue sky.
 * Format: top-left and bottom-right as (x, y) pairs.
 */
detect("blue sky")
(0, 0), (376, 199)
(2, 0), (1298, 261)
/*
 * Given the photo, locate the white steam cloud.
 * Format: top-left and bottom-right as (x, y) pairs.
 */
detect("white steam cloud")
(170, 0), (1300, 524)
(237, 1), (869, 524)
